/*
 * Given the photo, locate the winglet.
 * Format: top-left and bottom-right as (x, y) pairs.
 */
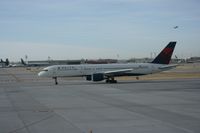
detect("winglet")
(151, 42), (176, 64)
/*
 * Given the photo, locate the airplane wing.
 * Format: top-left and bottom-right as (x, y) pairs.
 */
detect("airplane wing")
(104, 69), (133, 76)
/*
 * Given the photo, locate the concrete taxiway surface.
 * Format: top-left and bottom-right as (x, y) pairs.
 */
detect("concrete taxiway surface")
(0, 67), (200, 133)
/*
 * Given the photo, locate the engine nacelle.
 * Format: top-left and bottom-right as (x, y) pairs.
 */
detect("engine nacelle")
(92, 73), (105, 81)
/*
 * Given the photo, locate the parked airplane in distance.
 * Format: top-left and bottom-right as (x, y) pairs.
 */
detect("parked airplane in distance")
(38, 41), (177, 85)
(21, 58), (50, 67)
(0, 58), (10, 67)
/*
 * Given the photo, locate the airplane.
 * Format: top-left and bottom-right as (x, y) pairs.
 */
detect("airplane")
(21, 58), (50, 67)
(0, 58), (10, 67)
(38, 41), (177, 85)
(174, 26), (178, 29)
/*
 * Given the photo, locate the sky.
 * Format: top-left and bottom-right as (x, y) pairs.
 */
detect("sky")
(0, 0), (200, 61)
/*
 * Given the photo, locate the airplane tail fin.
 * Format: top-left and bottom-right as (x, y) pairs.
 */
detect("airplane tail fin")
(21, 58), (26, 65)
(151, 42), (176, 64)
(5, 58), (9, 66)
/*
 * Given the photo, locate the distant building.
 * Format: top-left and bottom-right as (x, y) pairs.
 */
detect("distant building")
(28, 59), (82, 65)
(186, 57), (200, 63)
(85, 59), (118, 64)
(127, 58), (153, 63)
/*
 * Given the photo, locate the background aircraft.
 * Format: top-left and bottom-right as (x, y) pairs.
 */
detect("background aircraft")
(21, 58), (50, 67)
(0, 58), (10, 67)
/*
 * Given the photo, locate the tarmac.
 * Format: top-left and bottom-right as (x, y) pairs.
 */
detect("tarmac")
(0, 67), (200, 133)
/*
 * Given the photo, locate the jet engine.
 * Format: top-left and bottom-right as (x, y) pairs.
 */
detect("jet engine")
(92, 73), (104, 81)
(86, 73), (105, 81)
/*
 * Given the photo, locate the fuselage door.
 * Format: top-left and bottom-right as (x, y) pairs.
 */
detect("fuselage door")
(52, 67), (57, 76)
(80, 65), (84, 75)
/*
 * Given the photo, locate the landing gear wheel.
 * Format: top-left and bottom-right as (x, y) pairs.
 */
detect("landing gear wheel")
(105, 78), (117, 83)
(53, 77), (58, 85)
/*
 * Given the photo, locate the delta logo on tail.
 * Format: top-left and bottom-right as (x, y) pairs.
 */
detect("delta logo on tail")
(151, 42), (176, 64)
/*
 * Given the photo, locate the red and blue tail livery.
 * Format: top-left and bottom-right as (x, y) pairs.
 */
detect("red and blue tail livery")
(151, 41), (176, 64)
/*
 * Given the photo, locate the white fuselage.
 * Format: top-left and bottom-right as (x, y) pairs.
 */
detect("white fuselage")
(38, 63), (167, 78)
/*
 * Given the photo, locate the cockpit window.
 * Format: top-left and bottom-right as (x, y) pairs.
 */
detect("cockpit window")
(42, 69), (48, 72)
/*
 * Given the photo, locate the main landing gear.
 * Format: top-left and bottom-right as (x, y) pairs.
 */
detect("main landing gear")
(53, 77), (58, 85)
(106, 77), (117, 83)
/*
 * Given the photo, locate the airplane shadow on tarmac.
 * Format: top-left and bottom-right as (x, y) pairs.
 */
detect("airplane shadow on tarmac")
(56, 78), (193, 86)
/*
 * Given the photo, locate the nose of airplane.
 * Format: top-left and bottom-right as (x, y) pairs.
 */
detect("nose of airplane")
(38, 71), (45, 77)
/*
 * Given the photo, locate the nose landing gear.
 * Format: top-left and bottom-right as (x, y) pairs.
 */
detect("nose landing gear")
(53, 77), (58, 85)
